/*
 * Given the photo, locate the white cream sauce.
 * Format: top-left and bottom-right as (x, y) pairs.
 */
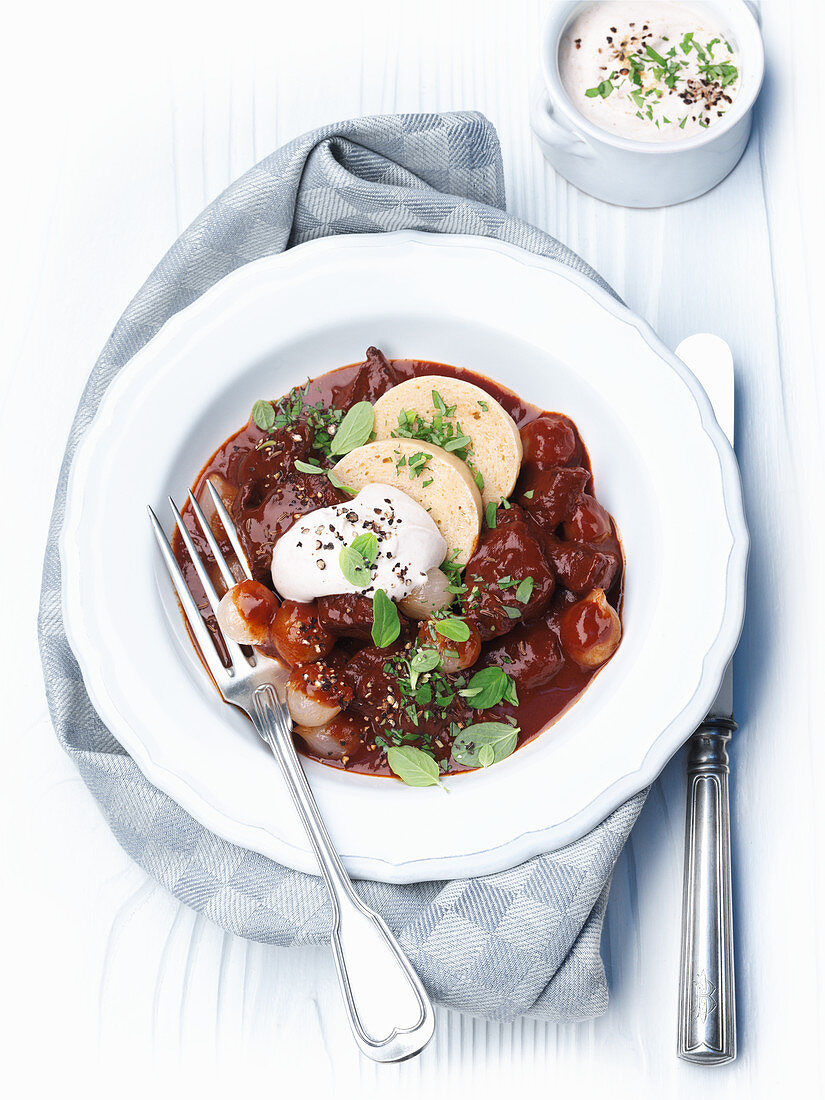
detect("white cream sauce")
(270, 483), (447, 603)
(559, 2), (739, 143)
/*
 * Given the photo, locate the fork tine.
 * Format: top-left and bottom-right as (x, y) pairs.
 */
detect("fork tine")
(168, 497), (222, 612)
(205, 479), (253, 580)
(147, 505), (232, 683)
(187, 490), (236, 590)
(167, 498), (255, 671)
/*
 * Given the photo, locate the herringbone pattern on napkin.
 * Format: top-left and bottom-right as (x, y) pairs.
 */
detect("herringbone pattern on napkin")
(39, 112), (646, 1022)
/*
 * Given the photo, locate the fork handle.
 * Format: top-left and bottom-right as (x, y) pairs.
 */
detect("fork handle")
(677, 718), (736, 1064)
(252, 685), (435, 1063)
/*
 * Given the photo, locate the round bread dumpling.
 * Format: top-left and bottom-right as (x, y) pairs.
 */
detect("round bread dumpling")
(331, 438), (482, 565)
(372, 375), (523, 507)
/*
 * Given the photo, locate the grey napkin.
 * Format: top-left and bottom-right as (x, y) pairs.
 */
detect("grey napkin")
(39, 112), (647, 1022)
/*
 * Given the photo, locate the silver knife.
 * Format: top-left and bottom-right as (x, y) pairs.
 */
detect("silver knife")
(674, 334), (737, 1065)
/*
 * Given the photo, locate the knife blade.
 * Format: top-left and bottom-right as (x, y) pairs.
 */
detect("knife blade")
(673, 332), (737, 1065)
(676, 334), (734, 720)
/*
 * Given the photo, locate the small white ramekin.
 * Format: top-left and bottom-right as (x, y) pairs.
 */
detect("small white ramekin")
(530, 0), (764, 208)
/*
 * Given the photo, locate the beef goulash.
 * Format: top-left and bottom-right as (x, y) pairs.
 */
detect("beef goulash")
(173, 347), (624, 784)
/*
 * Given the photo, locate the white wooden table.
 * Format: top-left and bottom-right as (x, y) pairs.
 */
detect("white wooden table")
(2, 1), (823, 1095)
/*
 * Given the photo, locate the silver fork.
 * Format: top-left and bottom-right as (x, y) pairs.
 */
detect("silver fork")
(148, 481), (435, 1063)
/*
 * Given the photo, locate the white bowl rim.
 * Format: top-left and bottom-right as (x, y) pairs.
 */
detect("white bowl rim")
(59, 230), (749, 881)
(540, 0), (765, 155)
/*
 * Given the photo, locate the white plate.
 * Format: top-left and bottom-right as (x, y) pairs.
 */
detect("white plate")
(61, 232), (748, 883)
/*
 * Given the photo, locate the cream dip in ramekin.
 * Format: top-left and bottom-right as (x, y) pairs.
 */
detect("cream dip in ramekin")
(530, 0), (764, 207)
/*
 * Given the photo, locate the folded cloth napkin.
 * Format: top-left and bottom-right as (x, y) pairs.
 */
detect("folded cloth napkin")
(39, 111), (647, 1022)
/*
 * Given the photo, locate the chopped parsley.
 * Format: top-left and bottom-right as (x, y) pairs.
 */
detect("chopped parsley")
(581, 26), (738, 133)
(249, 381), (350, 461)
(392, 390), (484, 489)
(440, 549), (466, 596)
(585, 78), (614, 99)
(384, 635), (518, 731)
(515, 577), (534, 604)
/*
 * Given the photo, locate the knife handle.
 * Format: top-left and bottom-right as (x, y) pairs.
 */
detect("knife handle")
(677, 718), (737, 1064)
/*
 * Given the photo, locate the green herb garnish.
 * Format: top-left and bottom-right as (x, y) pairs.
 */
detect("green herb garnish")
(328, 401), (375, 456)
(582, 28), (735, 135)
(485, 501), (497, 529)
(339, 545), (371, 587)
(294, 458), (323, 474)
(444, 434), (473, 453)
(644, 44), (668, 67)
(295, 457), (356, 496)
(515, 577), (534, 604)
(327, 468), (356, 495)
(585, 79), (614, 99)
(409, 647), (442, 689)
(700, 60), (738, 87)
(392, 394), (485, 486)
(433, 617), (471, 643)
(387, 746), (446, 789)
(371, 588), (401, 648)
(252, 399), (276, 431)
(251, 382), (348, 460)
(451, 721), (520, 769)
(440, 549), (465, 595)
(406, 451), (431, 478)
(350, 531), (378, 564)
(478, 744), (495, 767)
(459, 666), (519, 710)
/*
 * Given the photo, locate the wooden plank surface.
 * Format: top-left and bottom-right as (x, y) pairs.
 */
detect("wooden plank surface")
(2, 1), (823, 1095)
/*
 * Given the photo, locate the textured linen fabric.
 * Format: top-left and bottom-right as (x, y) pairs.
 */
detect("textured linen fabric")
(39, 111), (647, 1022)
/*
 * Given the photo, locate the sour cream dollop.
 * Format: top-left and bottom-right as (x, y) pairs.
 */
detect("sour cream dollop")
(270, 483), (447, 603)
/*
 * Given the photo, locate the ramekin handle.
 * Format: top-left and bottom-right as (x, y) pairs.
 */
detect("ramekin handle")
(530, 77), (595, 159)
